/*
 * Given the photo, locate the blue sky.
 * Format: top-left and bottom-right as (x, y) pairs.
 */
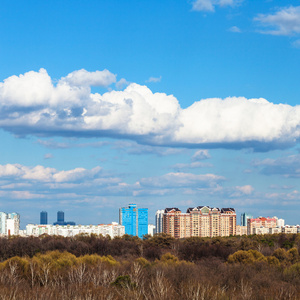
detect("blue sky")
(1, 0), (300, 228)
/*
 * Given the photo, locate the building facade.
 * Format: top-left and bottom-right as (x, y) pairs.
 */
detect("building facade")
(40, 211), (48, 225)
(163, 206), (236, 239)
(241, 213), (253, 226)
(282, 226), (298, 234)
(247, 217), (277, 235)
(148, 224), (155, 236)
(53, 211), (76, 226)
(0, 212), (7, 235)
(119, 204), (148, 239)
(155, 210), (164, 234)
(26, 222), (125, 238)
(0, 212), (20, 236)
(236, 225), (247, 236)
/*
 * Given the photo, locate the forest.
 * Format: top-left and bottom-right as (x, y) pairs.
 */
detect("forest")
(0, 233), (300, 299)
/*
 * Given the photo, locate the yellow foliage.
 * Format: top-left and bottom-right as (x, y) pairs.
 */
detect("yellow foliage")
(135, 257), (150, 267)
(78, 254), (118, 266)
(267, 256), (280, 266)
(228, 250), (266, 264)
(33, 251), (77, 269)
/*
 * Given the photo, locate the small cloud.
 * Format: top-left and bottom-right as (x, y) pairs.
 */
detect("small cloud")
(44, 153), (53, 159)
(115, 78), (130, 90)
(191, 0), (241, 12)
(192, 0), (214, 12)
(254, 6), (300, 36)
(269, 184), (294, 190)
(228, 26), (241, 33)
(61, 69), (116, 87)
(192, 149), (211, 161)
(146, 76), (162, 83)
(236, 185), (254, 195)
(140, 172), (225, 188)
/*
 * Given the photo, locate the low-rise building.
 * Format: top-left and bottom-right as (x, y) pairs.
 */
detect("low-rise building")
(269, 227), (282, 234)
(282, 226), (298, 234)
(253, 227), (269, 235)
(236, 225), (247, 236)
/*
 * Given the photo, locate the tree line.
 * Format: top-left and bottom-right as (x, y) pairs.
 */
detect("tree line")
(0, 233), (300, 299)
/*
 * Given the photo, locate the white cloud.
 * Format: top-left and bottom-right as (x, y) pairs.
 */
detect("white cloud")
(0, 164), (102, 183)
(228, 26), (241, 33)
(61, 69), (116, 87)
(192, 0), (215, 12)
(192, 0), (239, 12)
(139, 172), (225, 188)
(192, 149), (211, 161)
(0, 69), (300, 151)
(115, 78), (130, 90)
(254, 6), (300, 36)
(236, 185), (254, 195)
(44, 153), (53, 159)
(146, 76), (162, 83)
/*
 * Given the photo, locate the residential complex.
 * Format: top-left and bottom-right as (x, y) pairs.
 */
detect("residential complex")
(119, 204), (148, 238)
(26, 222), (125, 238)
(0, 207), (298, 239)
(162, 206), (236, 238)
(247, 217), (277, 235)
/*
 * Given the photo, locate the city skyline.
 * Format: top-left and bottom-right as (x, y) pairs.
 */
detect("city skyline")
(0, 1), (300, 228)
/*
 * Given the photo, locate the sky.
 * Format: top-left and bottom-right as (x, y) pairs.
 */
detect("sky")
(1, 0), (300, 228)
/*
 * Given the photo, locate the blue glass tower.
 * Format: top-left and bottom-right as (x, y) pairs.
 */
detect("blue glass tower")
(119, 204), (148, 238)
(241, 213), (253, 226)
(40, 211), (48, 224)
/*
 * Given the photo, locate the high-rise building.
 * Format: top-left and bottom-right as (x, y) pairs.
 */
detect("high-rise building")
(119, 204), (148, 239)
(40, 211), (48, 225)
(53, 211), (75, 226)
(241, 213), (253, 226)
(163, 206), (236, 238)
(155, 210), (164, 234)
(57, 211), (64, 223)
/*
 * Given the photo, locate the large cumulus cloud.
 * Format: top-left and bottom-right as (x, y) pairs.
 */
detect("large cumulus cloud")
(0, 68), (300, 150)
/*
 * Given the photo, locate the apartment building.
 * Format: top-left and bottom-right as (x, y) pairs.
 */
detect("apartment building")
(247, 217), (277, 235)
(0, 212), (20, 236)
(163, 206), (236, 238)
(236, 225), (247, 236)
(26, 222), (125, 238)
